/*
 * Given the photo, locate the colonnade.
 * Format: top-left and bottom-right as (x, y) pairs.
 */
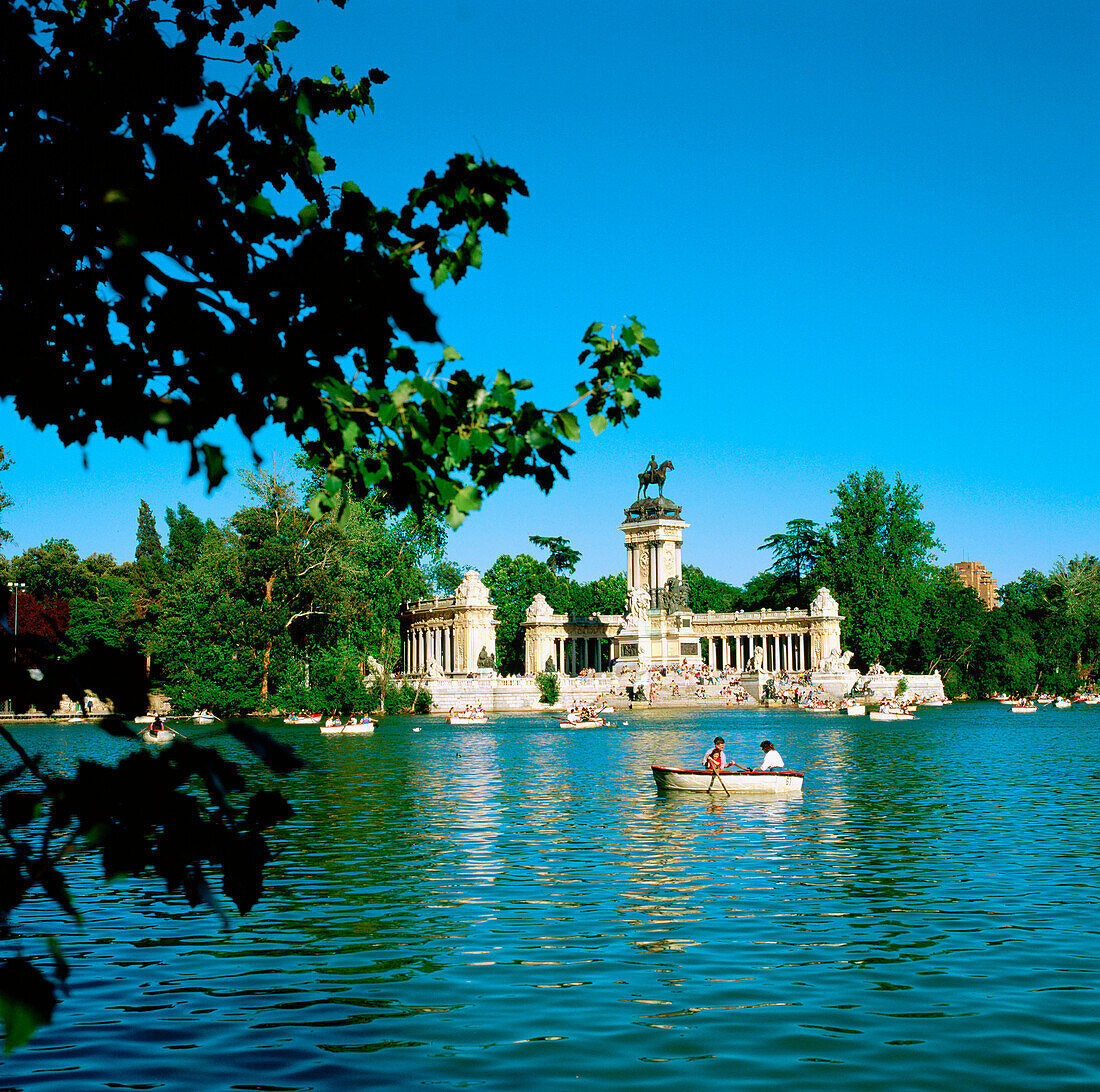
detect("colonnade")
(404, 624), (457, 673)
(705, 631), (812, 674)
(545, 635), (613, 675)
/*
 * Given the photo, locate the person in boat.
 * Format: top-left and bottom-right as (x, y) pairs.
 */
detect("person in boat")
(702, 737), (732, 772)
(148, 714), (171, 739)
(757, 740), (784, 770)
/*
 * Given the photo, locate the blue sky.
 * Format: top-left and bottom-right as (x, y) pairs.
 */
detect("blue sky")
(2, 0), (1097, 589)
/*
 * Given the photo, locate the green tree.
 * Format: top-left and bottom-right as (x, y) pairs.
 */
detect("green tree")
(0, 446), (12, 547)
(569, 572), (628, 616)
(12, 539), (96, 602)
(484, 554), (571, 673)
(2, 0), (659, 527)
(909, 567), (989, 694)
(758, 518), (825, 604)
(529, 536), (582, 577)
(164, 504), (213, 573)
(682, 564), (742, 613)
(823, 469), (941, 666)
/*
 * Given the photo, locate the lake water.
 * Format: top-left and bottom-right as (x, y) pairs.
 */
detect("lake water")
(2, 702), (1099, 1091)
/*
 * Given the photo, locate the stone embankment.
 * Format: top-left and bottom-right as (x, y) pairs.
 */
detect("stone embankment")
(420, 670), (945, 714)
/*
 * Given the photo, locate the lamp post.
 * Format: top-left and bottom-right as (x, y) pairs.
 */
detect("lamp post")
(7, 581), (26, 665)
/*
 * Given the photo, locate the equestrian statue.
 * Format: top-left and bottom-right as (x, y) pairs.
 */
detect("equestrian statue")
(637, 457), (674, 501)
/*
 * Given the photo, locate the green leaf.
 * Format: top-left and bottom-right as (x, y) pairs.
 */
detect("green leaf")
(298, 203), (319, 228)
(307, 148), (325, 175)
(553, 411), (580, 441)
(589, 413), (609, 436)
(271, 20), (299, 42)
(0, 958), (57, 1052)
(245, 195), (275, 217)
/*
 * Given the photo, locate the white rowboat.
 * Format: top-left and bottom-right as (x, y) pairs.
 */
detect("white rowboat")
(869, 710), (914, 721)
(652, 766), (803, 794)
(321, 720), (375, 734)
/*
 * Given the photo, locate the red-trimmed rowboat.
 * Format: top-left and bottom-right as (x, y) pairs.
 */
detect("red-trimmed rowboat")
(651, 766), (804, 793)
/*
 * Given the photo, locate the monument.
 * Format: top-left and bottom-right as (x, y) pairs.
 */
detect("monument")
(613, 458), (702, 674)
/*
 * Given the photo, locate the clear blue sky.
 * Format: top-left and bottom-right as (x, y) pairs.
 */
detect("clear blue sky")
(2, 0), (1097, 589)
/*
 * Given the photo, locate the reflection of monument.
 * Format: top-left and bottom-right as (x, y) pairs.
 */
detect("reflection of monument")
(614, 458), (702, 672)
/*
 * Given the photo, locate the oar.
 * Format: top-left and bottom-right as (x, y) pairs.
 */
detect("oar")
(707, 764), (731, 796)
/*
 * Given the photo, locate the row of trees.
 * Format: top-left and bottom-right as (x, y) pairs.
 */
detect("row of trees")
(0, 465), (458, 718)
(4, 463), (1095, 709)
(755, 469), (1099, 697)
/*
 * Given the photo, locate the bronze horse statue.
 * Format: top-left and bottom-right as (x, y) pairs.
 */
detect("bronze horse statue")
(637, 458), (674, 500)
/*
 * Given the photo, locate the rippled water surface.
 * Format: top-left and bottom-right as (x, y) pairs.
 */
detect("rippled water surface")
(3, 703), (1100, 1090)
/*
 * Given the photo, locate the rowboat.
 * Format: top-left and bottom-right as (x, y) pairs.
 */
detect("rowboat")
(321, 719), (375, 734)
(284, 714), (322, 724)
(1054, 697), (1072, 709)
(142, 728), (175, 744)
(652, 766), (803, 794)
(192, 712), (215, 724)
(1010, 702), (1037, 713)
(448, 712), (488, 724)
(844, 700), (866, 716)
(561, 717), (606, 728)
(869, 704), (914, 721)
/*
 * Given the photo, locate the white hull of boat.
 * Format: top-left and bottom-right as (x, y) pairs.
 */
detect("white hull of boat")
(844, 702), (866, 716)
(1010, 705), (1036, 713)
(1054, 699), (1072, 709)
(449, 716), (488, 724)
(284, 715), (322, 724)
(652, 767), (803, 794)
(321, 723), (375, 734)
(869, 711), (914, 721)
(141, 730), (174, 744)
(560, 718), (606, 728)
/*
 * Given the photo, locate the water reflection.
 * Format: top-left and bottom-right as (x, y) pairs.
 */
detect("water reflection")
(1, 708), (1099, 1090)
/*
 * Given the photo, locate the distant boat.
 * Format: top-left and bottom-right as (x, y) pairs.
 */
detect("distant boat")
(843, 700), (866, 716)
(1054, 697), (1072, 709)
(284, 713), (322, 724)
(1010, 701), (1037, 713)
(560, 717), (606, 728)
(652, 766), (803, 794)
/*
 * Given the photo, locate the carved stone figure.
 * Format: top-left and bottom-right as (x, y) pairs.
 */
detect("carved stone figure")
(659, 575), (690, 614)
(544, 656), (556, 673)
(525, 592), (555, 621)
(626, 585), (651, 627)
(749, 644), (767, 671)
(810, 587), (840, 617)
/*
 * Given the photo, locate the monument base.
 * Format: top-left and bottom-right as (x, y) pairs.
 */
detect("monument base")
(739, 670), (772, 702)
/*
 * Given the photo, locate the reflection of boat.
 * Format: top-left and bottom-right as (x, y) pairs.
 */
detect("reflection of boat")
(321, 719), (375, 734)
(283, 714), (322, 724)
(652, 766), (803, 794)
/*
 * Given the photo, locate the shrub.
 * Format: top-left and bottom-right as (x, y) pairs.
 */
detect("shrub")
(536, 671), (559, 705)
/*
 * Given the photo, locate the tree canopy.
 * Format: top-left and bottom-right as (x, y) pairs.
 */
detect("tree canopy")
(528, 536), (582, 577)
(1, 0), (659, 527)
(822, 468), (941, 666)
